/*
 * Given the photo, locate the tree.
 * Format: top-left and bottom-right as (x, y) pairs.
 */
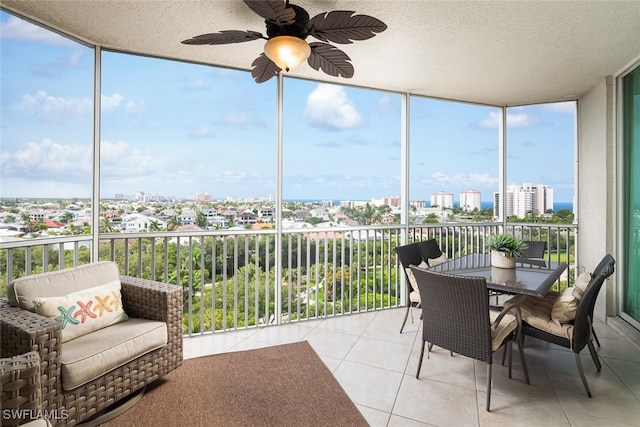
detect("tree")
(553, 209), (574, 223)
(422, 213), (439, 224)
(196, 211), (208, 228)
(149, 219), (163, 232)
(60, 211), (75, 224)
(167, 216), (180, 231)
(99, 217), (115, 233)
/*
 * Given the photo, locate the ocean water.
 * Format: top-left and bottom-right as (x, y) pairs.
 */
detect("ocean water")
(285, 199), (573, 211)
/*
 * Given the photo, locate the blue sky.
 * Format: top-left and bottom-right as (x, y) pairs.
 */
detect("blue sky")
(1, 11), (575, 203)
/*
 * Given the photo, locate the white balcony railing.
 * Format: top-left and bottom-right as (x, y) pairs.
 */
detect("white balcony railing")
(0, 222), (577, 335)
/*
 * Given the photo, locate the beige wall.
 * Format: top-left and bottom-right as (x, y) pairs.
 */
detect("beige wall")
(577, 76), (617, 321)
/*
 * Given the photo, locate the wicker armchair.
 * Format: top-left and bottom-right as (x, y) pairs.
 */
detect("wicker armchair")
(1, 271), (183, 427)
(410, 266), (530, 412)
(1, 351), (51, 426)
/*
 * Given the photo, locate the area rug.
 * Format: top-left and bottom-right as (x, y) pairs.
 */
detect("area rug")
(103, 341), (368, 426)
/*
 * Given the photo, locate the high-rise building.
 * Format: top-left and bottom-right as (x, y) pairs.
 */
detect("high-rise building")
(430, 191), (454, 208)
(459, 190), (482, 211)
(493, 183), (554, 220)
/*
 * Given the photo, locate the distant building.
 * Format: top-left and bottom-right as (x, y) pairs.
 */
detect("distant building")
(384, 196), (401, 207)
(188, 192), (211, 202)
(460, 190), (482, 211)
(179, 209), (197, 225)
(430, 191), (454, 208)
(493, 183), (554, 220)
(235, 210), (257, 226)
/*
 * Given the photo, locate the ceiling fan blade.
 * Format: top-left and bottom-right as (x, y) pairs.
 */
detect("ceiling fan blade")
(242, 0), (296, 26)
(307, 42), (354, 79)
(307, 11), (387, 44)
(251, 53), (282, 83)
(182, 30), (264, 45)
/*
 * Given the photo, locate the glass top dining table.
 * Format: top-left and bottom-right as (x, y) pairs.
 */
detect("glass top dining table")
(430, 253), (568, 297)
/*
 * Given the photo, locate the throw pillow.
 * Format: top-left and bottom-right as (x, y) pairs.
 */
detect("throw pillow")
(405, 260), (428, 292)
(427, 254), (448, 267)
(574, 271), (592, 293)
(33, 280), (129, 342)
(551, 286), (582, 325)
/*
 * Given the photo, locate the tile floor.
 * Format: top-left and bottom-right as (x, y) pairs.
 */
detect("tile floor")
(183, 308), (640, 426)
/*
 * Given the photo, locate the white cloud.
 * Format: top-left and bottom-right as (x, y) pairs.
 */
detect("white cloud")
(426, 171), (497, 188)
(378, 95), (399, 114)
(304, 84), (362, 129)
(0, 16), (75, 46)
(1, 138), (92, 180)
(100, 140), (130, 161)
(12, 90), (92, 122)
(478, 110), (543, 129)
(125, 100), (146, 114)
(29, 50), (86, 77)
(101, 93), (125, 112)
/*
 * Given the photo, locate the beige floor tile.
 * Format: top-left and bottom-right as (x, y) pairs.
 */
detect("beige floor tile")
(394, 372), (480, 426)
(345, 336), (413, 373)
(334, 360), (404, 413)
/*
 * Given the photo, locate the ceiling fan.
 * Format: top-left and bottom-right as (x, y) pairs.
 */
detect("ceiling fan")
(182, 0), (387, 83)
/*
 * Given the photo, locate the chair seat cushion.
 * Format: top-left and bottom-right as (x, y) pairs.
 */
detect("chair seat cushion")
(504, 293), (574, 341)
(489, 310), (517, 351)
(409, 290), (421, 303)
(61, 318), (167, 391)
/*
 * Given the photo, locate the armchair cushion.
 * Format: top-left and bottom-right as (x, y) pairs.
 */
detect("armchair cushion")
(32, 280), (129, 342)
(61, 318), (167, 391)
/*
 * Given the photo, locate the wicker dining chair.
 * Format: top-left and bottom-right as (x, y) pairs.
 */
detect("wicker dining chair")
(516, 240), (546, 264)
(411, 266), (530, 412)
(395, 239), (445, 333)
(504, 254), (615, 397)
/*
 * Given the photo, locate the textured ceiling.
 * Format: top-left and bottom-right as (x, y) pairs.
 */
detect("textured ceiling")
(3, 0), (640, 106)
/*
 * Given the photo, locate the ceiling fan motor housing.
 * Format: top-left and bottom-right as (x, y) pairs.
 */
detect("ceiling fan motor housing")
(266, 3), (309, 40)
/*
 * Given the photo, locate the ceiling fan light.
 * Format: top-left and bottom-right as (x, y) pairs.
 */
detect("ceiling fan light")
(264, 36), (311, 72)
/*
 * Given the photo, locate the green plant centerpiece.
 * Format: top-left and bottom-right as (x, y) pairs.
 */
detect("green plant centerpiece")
(486, 234), (528, 269)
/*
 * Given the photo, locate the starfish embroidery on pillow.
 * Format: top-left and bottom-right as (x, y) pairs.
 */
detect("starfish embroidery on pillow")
(74, 300), (97, 323)
(94, 294), (114, 316)
(55, 305), (80, 329)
